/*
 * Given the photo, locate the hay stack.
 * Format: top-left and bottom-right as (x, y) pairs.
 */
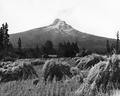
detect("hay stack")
(70, 67), (79, 75)
(89, 55), (120, 90)
(75, 54), (120, 96)
(76, 54), (105, 70)
(33, 78), (39, 85)
(0, 61), (38, 82)
(31, 59), (45, 66)
(64, 74), (84, 85)
(72, 57), (82, 67)
(75, 58), (81, 65)
(42, 59), (73, 82)
(75, 61), (108, 96)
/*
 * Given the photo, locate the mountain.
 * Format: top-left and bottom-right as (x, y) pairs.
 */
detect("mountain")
(9, 19), (115, 50)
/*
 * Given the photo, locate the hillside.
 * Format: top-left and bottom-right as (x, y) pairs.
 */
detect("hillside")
(9, 19), (115, 50)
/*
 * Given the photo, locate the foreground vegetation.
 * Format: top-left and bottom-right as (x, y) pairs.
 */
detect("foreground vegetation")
(0, 23), (120, 96)
(0, 54), (119, 96)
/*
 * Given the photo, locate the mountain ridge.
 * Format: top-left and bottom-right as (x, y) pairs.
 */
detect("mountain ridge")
(9, 19), (116, 50)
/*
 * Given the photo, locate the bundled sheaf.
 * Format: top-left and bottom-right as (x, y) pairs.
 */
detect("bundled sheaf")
(31, 59), (45, 66)
(75, 54), (120, 96)
(70, 67), (80, 75)
(42, 59), (73, 82)
(76, 54), (106, 70)
(0, 61), (38, 82)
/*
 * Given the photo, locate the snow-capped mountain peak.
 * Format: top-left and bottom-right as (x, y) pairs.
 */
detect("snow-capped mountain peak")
(46, 18), (73, 32)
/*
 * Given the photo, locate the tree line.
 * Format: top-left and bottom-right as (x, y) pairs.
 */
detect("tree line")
(0, 23), (81, 59)
(106, 31), (119, 55)
(0, 23), (119, 60)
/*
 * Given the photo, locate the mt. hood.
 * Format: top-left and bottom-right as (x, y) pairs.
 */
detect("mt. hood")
(10, 19), (115, 50)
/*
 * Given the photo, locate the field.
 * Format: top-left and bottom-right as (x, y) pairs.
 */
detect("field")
(0, 54), (120, 96)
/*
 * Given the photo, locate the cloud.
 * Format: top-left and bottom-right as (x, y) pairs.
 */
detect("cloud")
(55, 7), (75, 19)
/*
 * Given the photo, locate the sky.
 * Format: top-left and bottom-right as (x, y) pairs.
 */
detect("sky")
(0, 0), (120, 38)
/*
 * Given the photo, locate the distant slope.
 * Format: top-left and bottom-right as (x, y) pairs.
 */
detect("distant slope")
(9, 19), (115, 50)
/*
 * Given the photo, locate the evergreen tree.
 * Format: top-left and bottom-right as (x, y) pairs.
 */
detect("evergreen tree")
(34, 44), (41, 58)
(72, 42), (79, 53)
(8, 42), (14, 51)
(18, 37), (22, 52)
(35, 44), (39, 52)
(58, 42), (64, 57)
(0, 23), (10, 50)
(3, 23), (9, 49)
(0, 23), (16, 60)
(106, 40), (110, 54)
(0, 27), (4, 50)
(65, 42), (71, 57)
(57, 41), (79, 57)
(116, 31), (119, 54)
(41, 40), (54, 55)
(17, 37), (23, 58)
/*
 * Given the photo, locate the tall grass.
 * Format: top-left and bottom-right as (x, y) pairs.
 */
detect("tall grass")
(0, 78), (80, 96)
(0, 61), (79, 96)
(0, 56), (120, 96)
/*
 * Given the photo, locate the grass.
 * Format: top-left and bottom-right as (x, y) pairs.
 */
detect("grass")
(0, 77), (79, 96)
(112, 90), (120, 96)
(0, 63), (79, 96)
(0, 55), (120, 96)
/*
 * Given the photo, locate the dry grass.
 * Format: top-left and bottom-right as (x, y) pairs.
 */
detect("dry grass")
(112, 90), (120, 96)
(0, 80), (77, 96)
(42, 59), (72, 82)
(0, 67), (79, 96)
(0, 60), (38, 82)
(76, 54), (106, 70)
(0, 55), (120, 96)
(75, 54), (120, 96)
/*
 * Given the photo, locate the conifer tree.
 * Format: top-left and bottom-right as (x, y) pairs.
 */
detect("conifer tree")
(0, 23), (9, 50)
(106, 40), (110, 54)
(34, 44), (40, 58)
(18, 37), (22, 52)
(0, 27), (4, 50)
(41, 40), (54, 55)
(116, 31), (119, 54)
(3, 23), (9, 49)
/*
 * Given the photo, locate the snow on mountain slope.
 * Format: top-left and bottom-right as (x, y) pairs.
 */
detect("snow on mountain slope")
(10, 19), (115, 50)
